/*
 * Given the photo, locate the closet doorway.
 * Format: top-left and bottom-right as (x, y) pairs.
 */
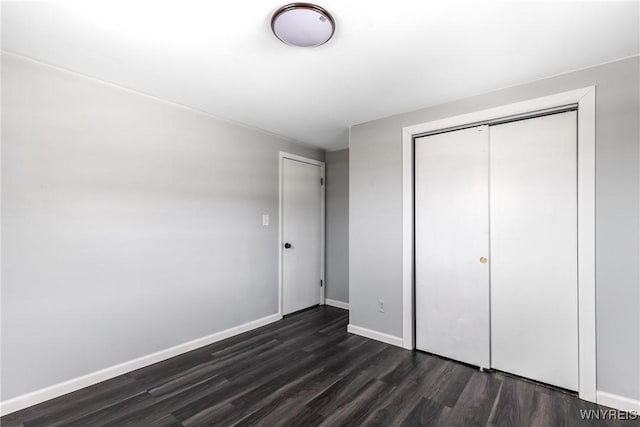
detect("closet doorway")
(401, 87), (596, 402)
(415, 110), (578, 391)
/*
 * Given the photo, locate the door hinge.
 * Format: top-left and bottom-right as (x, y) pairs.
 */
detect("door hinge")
(320, 280), (323, 287)
(320, 178), (324, 186)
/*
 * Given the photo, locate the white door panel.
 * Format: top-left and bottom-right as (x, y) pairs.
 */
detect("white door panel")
(415, 126), (490, 368)
(282, 158), (322, 315)
(490, 111), (578, 391)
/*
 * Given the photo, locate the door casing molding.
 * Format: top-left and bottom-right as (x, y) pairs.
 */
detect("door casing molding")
(278, 152), (326, 316)
(401, 87), (596, 402)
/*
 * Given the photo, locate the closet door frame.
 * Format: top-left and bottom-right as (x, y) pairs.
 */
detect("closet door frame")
(401, 86), (596, 402)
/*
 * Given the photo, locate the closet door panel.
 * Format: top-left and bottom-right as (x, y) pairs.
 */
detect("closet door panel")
(490, 111), (578, 391)
(415, 126), (490, 368)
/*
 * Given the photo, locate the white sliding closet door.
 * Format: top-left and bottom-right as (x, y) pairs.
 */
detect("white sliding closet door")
(415, 126), (490, 368)
(490, 111), (578, 391)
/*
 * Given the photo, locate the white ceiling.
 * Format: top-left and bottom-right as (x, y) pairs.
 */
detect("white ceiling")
(2, 1), (638, 150)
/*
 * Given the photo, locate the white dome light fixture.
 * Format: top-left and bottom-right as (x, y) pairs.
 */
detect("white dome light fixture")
(271, 3), (335, 47)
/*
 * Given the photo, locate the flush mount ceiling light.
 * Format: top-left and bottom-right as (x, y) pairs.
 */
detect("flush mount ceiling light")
(271, 3), (335, 47)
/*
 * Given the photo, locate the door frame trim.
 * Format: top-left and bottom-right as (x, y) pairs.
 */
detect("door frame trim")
(278, 152), (326, 316)
(401, 86), (596, 402)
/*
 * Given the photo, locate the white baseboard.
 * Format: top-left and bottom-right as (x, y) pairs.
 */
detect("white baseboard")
(325, 299), (349, 310)
(347, 324), (404, 348)
(596, 390), (640, 413)
(0, 313), (282, 416)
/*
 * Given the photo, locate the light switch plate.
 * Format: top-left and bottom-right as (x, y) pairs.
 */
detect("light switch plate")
(262, 214), (270, 226)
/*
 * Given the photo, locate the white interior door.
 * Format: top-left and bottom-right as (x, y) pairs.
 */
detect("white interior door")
(490, 111), (578, 391)
(282, 157), (322, 315)
(415, 126), (490, 368)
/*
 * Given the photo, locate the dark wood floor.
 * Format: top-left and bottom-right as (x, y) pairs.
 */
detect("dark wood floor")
(3, 306), (637, 427)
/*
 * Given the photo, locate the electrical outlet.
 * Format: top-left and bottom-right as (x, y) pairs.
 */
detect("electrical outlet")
(378, 299), (385, 313)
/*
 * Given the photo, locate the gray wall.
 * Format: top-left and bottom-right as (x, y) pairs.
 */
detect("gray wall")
(0, 53), (324, 400)
(350, 56), (639, 400)
(325, 149), (349, 304)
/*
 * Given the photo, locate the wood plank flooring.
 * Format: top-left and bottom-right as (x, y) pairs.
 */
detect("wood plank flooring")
(3, 306), (637, 426)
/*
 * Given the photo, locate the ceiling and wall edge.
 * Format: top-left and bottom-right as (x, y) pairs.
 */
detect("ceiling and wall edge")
(0, 50), (322, 153)
(349, 53), (640, 130)
(5, 50), (637, 153)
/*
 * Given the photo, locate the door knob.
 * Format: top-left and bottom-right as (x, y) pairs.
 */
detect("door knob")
(284, 243), (292, 249)
(480, 257), (487, 263)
